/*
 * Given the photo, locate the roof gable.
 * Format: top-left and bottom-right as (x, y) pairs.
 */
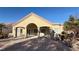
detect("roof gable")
(13, 12), (53, 26)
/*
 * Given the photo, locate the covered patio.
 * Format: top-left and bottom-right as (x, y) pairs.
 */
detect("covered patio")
(14, 23), (51, 38)
(26, 23), (50, 37)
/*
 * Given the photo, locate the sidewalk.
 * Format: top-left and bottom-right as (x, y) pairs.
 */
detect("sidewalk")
(0, 36), (39, 50)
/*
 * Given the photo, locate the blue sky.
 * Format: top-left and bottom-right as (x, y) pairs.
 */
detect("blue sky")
(0, 7), (79, 24)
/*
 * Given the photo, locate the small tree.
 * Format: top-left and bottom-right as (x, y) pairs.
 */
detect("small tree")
(0, 23), (6, 34)
(64, 15), (79, 38)
(64, 15), (78, 31)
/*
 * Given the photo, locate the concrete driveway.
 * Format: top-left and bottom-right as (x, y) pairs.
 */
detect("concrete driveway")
(1, 37), (71, 51)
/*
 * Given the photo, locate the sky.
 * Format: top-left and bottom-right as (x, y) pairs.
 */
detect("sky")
(0, 7), (79, 24)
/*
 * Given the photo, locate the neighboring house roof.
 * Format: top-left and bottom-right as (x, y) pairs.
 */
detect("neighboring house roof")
(13, 12), (53, 26)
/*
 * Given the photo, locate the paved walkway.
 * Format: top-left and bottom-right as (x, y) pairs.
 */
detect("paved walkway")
(0, 36), (39, 50)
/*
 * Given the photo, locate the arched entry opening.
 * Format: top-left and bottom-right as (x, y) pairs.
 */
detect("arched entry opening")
(27, 23), (38, 37)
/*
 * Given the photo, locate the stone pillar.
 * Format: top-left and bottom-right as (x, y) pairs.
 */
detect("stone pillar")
(17, 28), (20, 37)
(38, 27), (40, 37)
(12, 27), (17, 38)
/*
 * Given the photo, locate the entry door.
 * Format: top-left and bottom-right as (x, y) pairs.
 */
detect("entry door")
(28, 28), (37, 36)
(29, 29), (35, 35)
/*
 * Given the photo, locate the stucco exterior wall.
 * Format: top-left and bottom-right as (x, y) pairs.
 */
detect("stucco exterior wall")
(52, 24), (63, 34)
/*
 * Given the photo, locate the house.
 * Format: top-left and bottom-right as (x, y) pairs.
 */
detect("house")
(0, 23), (12, 38)
(12, 12), (63, 38)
